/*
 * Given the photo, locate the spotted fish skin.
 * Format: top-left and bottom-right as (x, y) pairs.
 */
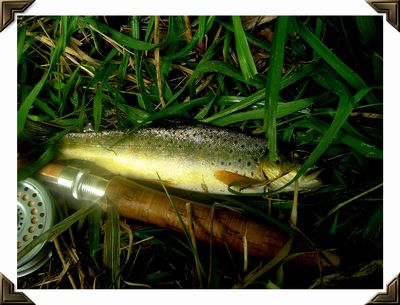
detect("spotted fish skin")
(57, 124), (319, 194)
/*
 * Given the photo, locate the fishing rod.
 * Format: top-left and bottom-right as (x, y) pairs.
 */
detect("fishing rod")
(18, 162), (339, 276)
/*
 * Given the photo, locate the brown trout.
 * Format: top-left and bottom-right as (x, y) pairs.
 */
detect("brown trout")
(56, 123), (320, 195)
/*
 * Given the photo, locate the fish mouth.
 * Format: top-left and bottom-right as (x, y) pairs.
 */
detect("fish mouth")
(263, 165), (321, 192)
(261, 157), (322, 192)
(303, 166), (321, 180)
(298, 167), (322, 190)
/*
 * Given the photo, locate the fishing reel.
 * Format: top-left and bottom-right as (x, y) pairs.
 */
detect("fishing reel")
(17, 165), (108, 277)
(17, 178), (56, 277)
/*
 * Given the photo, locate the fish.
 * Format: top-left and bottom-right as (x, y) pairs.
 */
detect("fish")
(55, 123), (321, 195)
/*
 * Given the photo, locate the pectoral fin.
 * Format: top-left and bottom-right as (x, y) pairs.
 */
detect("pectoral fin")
(214, 170), (262, 189)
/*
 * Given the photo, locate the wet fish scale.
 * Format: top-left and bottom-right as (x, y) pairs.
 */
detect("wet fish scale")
(134, 125), (266, 178)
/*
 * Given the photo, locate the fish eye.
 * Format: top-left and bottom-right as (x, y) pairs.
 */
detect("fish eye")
(291, 151), (299, 160)
(275, 159), (280, 165)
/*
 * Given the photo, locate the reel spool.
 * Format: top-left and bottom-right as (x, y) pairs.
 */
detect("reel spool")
(17, 178), (56, 277)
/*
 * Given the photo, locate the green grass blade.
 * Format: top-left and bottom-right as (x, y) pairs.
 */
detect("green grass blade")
(234, 238), (294, 288)
(18, 74), (49, 136)
(114, 51), (131, 122)
(264, 16), (289, 162)
(217, 18), (272, 52)
(116, 103), (150, 125)
(354, 86), (381, 103)
(201, 89), (265, 123)
(313, 18), (324, 59)
(144, 16), (155, 41)
(329, 211), (339, 235)
(88, 204), (102, 262)
(163, 16), (207, 60)
(17, 19), (38, 65)
(201, 61), (320, 124)
(104, 200), (121, 288)
(232, 16), (258, 80)
(219, 196), (296, 237)
(157, 175), (205, 280)
(315, 183), (383, 227)
(93, 87), (104, 131)
(157, 176), (192, 247)
(297, 18), (378, 104)
(292, 71), (356, 181)
(194, 97), (216, 120)
(59, 67), (80, 115)
(82, 17), (158, 51)
(355, 16), (379, 46)
(195, 61), (264, 88)
(144, 95), (214, 123)
(295, 117), (383, 159)
(298, 19), (359, 86)
(362, 206), (383, 241)
(88, 48), (119, 85)
(164, 16), (184, 46)
(211, 95), (316, 126)
(166, 37), (227, 103)
(223, 31), (231, 62)
(17, 17), (78, 135)
(33, 98), (58, 120)
(81, 48), (118, 128)
(131, 17), (153, 113)
(117, 51), (130, 89)
(17, 24), (27, 63)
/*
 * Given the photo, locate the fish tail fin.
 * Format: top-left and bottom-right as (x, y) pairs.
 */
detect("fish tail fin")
(18, 120), (65, 178)
(20, 120), (61, 143)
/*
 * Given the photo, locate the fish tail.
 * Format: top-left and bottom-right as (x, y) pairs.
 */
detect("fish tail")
(21, 120), (61, 143)
(18, 120), (65, 174)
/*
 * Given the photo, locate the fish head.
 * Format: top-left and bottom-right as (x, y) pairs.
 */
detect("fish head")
(260, 155), (321, 193)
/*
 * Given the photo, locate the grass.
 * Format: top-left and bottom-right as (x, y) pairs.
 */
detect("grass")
(17, 16), (383, 289)
(264, 16), (289, 162)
